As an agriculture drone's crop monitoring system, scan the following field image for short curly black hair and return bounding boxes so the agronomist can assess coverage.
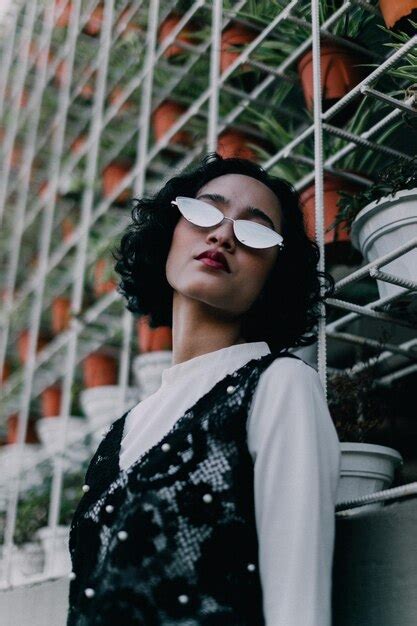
[114,152,335,354]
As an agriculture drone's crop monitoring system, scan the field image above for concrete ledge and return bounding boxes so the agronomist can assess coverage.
[0,576,69,626]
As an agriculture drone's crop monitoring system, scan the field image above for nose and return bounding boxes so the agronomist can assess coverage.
[206,216,236,249]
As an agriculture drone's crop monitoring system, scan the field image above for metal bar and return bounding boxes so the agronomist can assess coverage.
[361,85,417,115]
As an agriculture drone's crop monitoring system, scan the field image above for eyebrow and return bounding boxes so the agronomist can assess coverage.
[195,193,277,230]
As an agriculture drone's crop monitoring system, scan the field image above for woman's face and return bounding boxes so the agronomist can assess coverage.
[165,174,283,318]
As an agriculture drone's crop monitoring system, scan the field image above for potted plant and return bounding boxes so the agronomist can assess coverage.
[157,9,200,60]
[132,315,173,398]
[1,414,43,491]
[330,156,417,313]
[51,296,71,334]
[247,92,406,261]
[82,2,104,37]
[101,158,134,205]
[80,349,140,443]
[17,330,49,364]
[40,385,62,418]
[379,1,417,32]
[328,351,403,511]
[243,0,379,123]
[54,0,72,28]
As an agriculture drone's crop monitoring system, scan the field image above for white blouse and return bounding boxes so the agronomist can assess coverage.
[120,341,341,626]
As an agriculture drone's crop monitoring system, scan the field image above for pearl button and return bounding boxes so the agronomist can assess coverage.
[161,442,170,452]
[227,385,235,394]
[82,484,90,493]
[84,588,95,598]
[178,594,189,604]
[247,563,256,572]
[69,571,76,580]
[117,530,128,541]
[202,493,213,503]
[105,505,114,513]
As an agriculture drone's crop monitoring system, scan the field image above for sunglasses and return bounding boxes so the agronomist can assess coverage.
[171,196,284,250]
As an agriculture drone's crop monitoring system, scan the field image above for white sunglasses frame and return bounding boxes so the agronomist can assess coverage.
[171,196,284,250]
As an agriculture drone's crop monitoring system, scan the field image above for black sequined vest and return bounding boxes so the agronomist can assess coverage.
[67,350,302,626]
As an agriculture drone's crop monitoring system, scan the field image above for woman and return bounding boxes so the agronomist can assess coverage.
[67,153,341,625]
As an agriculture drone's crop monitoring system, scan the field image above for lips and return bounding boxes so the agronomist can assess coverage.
[195,249,230,273]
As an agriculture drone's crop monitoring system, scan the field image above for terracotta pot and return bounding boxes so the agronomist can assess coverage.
[80,72,96,101]
[54,59,68,88]
[220,22,257,73]
[116,8,143,37]
[70,134,86,155]
[83,3,104,37]
[61,217,75,242]
[151,326,172,351]
[300,174,361,245]
[51,297,71,334]
[108,86,132,113]
[93,258,117,297]
[41,385,62,418]
[20,89,29,108]
[82,352,117,388]
[7,413,40,444]
[152,100,192,146]
[379,0,417,29]
[102,160,133,203]
[158,12,197,59]
[1,361,11,385]
[297,40,366,113]
[17,331,48,364]
[136,316,153,353]
[55,0,73,28]
[217,129,260,160]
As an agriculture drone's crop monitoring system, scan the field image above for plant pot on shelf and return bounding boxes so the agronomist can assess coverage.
[220,21,257,73]
[54,59,68,88]
[40,385,62,418]
[132,351,173,399]
[82,2,104,37]
[217,129,262,161]
[5,542,45,584]
[61,216,75,242]
[17,330,48,364]
[36,416,90,466]
[70,134,87,155]
[55,0,73,28]
[80,385,141,444]
[350,188,417,314]
[300,174,363,264]
[108,86,133,113]
[7,413,41,444]
[336,443,403,512]
[93,257,117,297]
[379,0,417,31]
[51,296,71,334]
[297,40,367,124]
[136,316,173,353]
[36,525,72,577]
[152,100,193,147]
[158,11,198,59]
[102,159,133,204]
[82,351,118,389]
[0,441,43,490]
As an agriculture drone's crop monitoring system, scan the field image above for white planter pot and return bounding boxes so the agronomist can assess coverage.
[80,385,141,445]
[36,416,90,467]
[350,188,417,308]
[336,442,403,512]
[36,525,71,577]
[0,542,44,584]
[0,444,44,490]
[132,351,173,398]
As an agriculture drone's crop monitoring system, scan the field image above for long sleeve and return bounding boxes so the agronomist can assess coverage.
[246,357,341,626]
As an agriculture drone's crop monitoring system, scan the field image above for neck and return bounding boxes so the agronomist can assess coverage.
[170,293,246,366]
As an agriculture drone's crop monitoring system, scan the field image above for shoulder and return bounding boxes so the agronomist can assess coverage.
[257,354,321,390]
